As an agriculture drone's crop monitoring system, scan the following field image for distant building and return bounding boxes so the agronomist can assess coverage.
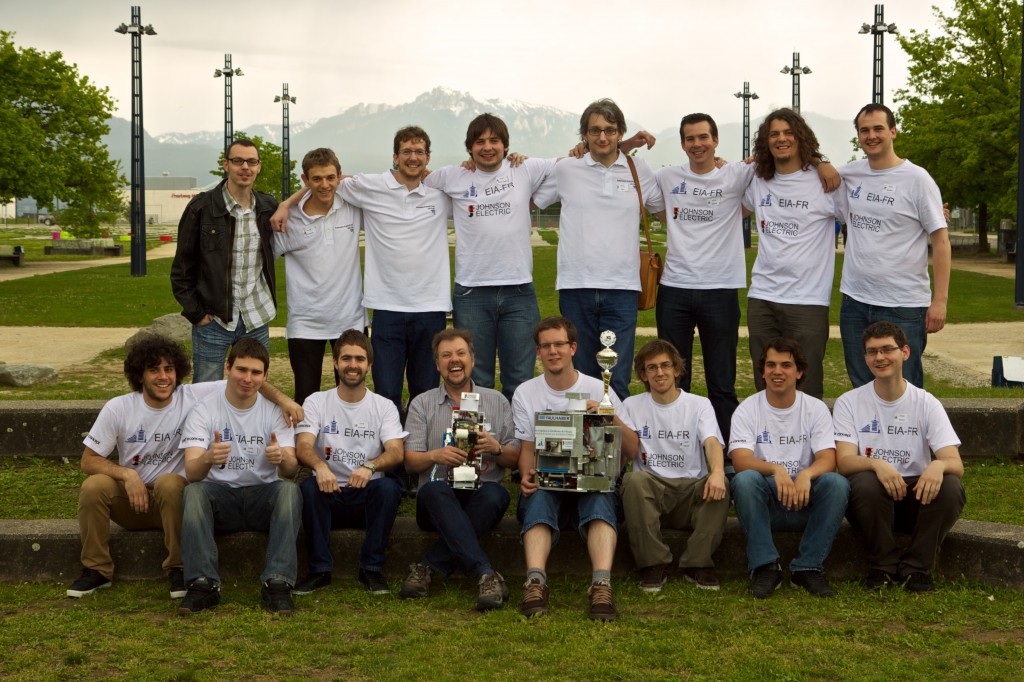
[119,173,215,225]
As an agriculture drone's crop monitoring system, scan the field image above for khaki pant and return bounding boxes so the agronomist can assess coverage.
[78,473,186,579]
[621,471,730,570]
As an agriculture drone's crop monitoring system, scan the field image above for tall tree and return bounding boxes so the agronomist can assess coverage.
[0,32,125,224]
[209,132,300,201]
[894,0,1022,248]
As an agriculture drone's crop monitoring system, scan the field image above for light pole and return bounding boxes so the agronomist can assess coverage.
[859,4,899,104]
[114,6,156,277]
[274,84,297,200]
[780,52,811,114]
[1016,3,1024,307]
[214,54,243,155]
[735,81,759,248]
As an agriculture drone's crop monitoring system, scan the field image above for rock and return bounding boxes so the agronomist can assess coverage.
[0,364,58,387]
[147,313,191,343]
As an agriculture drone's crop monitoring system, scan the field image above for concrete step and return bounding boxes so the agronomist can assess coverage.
[2,516,1021,590]
[2,399,1021,460]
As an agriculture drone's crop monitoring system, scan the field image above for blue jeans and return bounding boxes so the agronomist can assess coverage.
[415,481,510,579]
[370,309,446,414]
[299,476,402,574]
[656,285,740,443]
[840,294,927,388]
[181,480,302,586]
[517,489,617,547]
[191,314,271,383]
[731,470,850,574]
[453,283,541,403]
[558,288,637,400]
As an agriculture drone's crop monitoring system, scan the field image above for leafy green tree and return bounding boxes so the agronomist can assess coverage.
[894,0,1022,249]
[209,132,301,201]
[0,32,125,235]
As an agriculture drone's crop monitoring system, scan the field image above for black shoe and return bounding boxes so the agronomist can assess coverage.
[67,568,112,598]
[748,563,783,599]
[178,577,221,615]
[790,570,835,597]
[292,572,332,595]
[863,569,897,589]
[902,572,935,593]
[168,568,187,599]
[358,569,389,595]
[261,579,295,614]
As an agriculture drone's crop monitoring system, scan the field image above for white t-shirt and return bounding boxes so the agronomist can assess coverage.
[296,388,405,486]
[533,152,663,291]
[838,159,945,308]
[339,171,452,313]
[512,371,621,442]
[273,192,366,338]
[743,169,844,306]
[832,382,960,477]
[83,382,224,485]
[651,162,754,289]
[618,391,723,479]
[729,391,836,477]
[424,157,554,287]
[180,392,295,488]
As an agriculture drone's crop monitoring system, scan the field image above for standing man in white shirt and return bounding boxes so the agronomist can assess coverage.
[178,339,301,615]
[422,114,552,402]
[172,139,278,382]
[834,321,964,592]
[292,329,405,596]
[533,99,663,400]
[274,148,365,407]
[838,104,951,389]
[618,339,729,593]
[513,316,633,621]
[743,108,846,399]
[730,337,850,599]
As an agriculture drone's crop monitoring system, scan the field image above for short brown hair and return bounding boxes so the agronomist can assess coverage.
[301,147,340,176]
[227,338,269,372]
[432,328,474,360]
[533,316,577,345]
[862,321,909,352]
[464,114,509,157]
[633,339,686,392]
[855,103,897,129]
[579,98,627,139]
[757,337,807,389]
[393,126,431,155]
[333,329,372,364]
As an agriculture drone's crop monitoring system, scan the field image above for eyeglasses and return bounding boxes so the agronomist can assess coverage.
[586,127,619,138]
[864,345,902,357]
[643,361,674,374]
[227,157,261,167]
[537,341,571,351]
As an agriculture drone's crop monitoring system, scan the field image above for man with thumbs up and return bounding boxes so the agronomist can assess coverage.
[179,338,301,615]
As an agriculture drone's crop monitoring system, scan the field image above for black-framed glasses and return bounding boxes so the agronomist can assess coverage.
[586,127,619,138]
[227,157,261,167]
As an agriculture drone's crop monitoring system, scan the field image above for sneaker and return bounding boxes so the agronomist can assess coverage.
[902,572,935,593]
[178,577,221,615]
[682,566,721,591]
[399,564,432,599]
[168,568,187,599]
[863,569,897,590]
[587,581,618,621]
[261,579,295,614]
[790,570,835,597]
[292,572,332,595]
[748,563,783,599]
[358,569,389,595]
[520,578,549,617]
[66,568,112,598]
[476,572,509,611]
[639,564,669,593]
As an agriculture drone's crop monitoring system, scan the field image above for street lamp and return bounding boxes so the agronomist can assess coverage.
[780,52,811,114]
[114,6,156,277]
[274,84,297,200]
[214,54,243,154]
[735,82,759,248]
[859,4,899,104]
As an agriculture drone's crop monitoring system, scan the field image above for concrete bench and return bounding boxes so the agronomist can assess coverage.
[0,250,25,267]
[1,517,1021,590]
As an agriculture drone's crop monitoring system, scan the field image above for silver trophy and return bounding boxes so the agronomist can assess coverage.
[596,330,618,415]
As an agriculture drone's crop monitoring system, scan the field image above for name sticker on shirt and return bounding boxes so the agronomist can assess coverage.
[893,413,907,422]
[883,185,895,193]
[707,198,721,206]
[496,175,510,186]
[616,180,634,192]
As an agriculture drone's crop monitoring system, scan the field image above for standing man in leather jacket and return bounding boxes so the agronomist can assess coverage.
[171,139,279,382]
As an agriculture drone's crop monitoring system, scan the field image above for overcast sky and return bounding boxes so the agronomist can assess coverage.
[6,0,955,135]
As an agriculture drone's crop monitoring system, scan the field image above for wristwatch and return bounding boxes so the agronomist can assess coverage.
[361,461,376,473]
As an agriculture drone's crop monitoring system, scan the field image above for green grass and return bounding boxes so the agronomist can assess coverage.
[0,576,1021,681]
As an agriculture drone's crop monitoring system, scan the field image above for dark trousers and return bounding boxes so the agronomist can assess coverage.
[288,337,341,407]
